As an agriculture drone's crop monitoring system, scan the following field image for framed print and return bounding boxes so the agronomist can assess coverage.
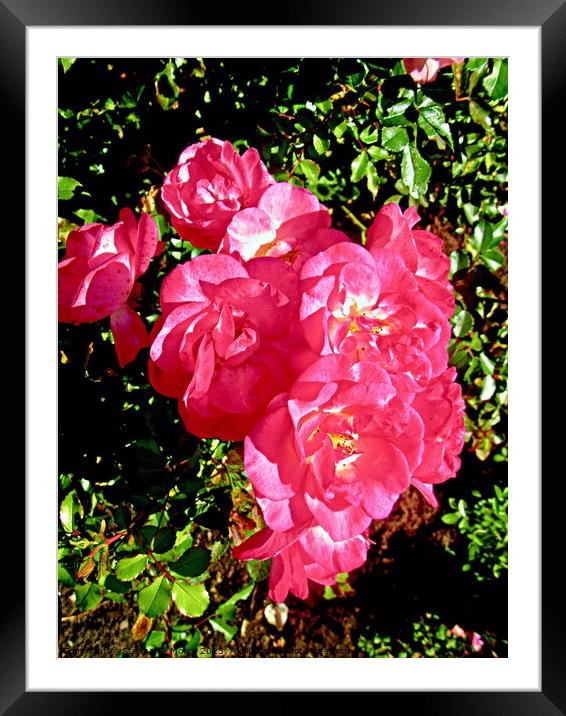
[9,0,558,711]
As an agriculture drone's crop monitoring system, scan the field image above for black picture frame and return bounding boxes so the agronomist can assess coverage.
[10,0,557,711]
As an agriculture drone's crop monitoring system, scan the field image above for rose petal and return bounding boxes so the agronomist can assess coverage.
[110,304,149,367]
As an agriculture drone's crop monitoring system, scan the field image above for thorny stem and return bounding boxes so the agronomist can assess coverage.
[194,613,214,629]
[287,148,305,180]
[341,205,367,236]
[147,550,175,582]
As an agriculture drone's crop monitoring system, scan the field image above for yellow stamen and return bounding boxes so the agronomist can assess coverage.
[328,432,357,455]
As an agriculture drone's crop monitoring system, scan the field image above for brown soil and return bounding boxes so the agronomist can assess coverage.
[59,593,150,658]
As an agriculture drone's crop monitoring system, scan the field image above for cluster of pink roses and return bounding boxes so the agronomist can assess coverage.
[58,137,465,603]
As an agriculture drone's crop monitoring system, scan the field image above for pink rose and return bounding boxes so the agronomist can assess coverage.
[411,367,466,507]
[161,138,275,251]
[219,182,340,267]
[234,523,371,602]
[471,632,484,653]
[367,203,455,319]
[299,241,451,385]
[403,57,465,84]
[58,209,163,367]
[242,355,423,543]
[148,253,306,440]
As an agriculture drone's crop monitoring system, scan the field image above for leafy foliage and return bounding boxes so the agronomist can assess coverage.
[441,486,508,581]
[358,612,503,658]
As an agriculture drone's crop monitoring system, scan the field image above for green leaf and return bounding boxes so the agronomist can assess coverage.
[382,98,413,127]
[137,525,158,547]
[366,162,379,199]
[466,59,490,95]
[153,528,176,555]
[386,98,412,118]
[401,145,431,198]
[479,352,495,375]
[418,106,453,148]
[210,540,227,562]
[367,146,390,161]
[60,58,76,73]
[74,208,106,224]
[138,576,171,617]
[58,176,82,201]
[332,120,348,138]
[313,134,330,155]
[469,101,493,132]
[60,490,83,533]
[347,69,366,87]
[171,581,209,617]
[450,250,470,276]
[351,152,369,183]
[113,506,131,531]
[441,513,461,525]
[170,547,210,578]
[75,583,102,612]
[216,582,254,621]
[104,574,130,595]
[470,220,493,254]
[483,59,508,100]
[58,564,75,587]
[482,249,505,272]
[382,126,409,152]
[480,375,496,401]
[453,310,473,338]
[315,98,333,114]
[469,334,482,351]
[115,554,148,581]
[223,581,255,605]
[383,193,403,205]
[360,125,379,144]
[463,203,479,225]
[300,159,320,184]
[466,57,489,72]
[145,630,166,650]
[209,616,237,643]
[184,628,202,653]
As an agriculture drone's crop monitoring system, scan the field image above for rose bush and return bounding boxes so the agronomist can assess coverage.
[59,139,465,602]
[58,57,508,658]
